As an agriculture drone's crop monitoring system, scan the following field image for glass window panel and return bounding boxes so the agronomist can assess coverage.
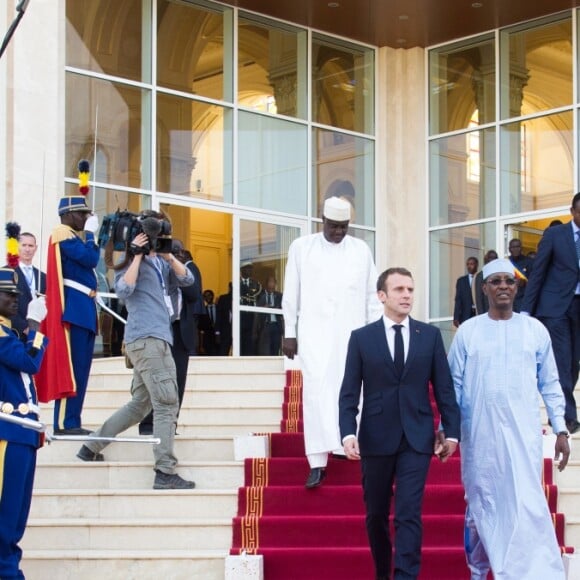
[430,126,496,227]
[65,72,149,189]
[500,112,573,215]
[500,17,572,119]
[314,222,376,258]
[312,34,374,134]
[157,0,231,101]
[238,111,307,215]
[238,14,307,119]
[312,128,374,226]
[431,320,456,352]
[238,219,301,356]
[157,93,233,202]
[66,0,147,83]
[429,223,496,320]
[429,36,495,135]
[90,188,150,357]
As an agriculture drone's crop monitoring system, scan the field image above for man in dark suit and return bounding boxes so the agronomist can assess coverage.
[198,289,218,355]
[339,267,461,580]
[139,240,203,434]
[508,238,533,312]
[10,232,46,335]
[474,249,497,315]
[216,282,233,355]
[453,256,478,327]
[253,275,283,355]
[522,192,580,434]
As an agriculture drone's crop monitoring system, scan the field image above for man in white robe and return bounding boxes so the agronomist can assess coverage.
[282,196,383,488]
[447,258,570,580]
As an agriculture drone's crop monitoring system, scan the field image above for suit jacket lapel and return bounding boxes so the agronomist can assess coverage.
[401,317,419,380]
[566,223,579,271]
[370,318,393,368]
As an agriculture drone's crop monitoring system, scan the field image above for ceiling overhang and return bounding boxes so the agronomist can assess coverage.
[218,0,580,48]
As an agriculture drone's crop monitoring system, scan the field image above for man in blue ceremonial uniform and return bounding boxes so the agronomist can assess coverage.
[0,267,48,579]
[35,195,100,435]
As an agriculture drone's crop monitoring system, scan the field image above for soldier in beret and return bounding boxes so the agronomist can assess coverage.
[0,268,48,578]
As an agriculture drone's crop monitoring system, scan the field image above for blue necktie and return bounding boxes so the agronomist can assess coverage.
[576,231,580,263]
[393,325,404,377]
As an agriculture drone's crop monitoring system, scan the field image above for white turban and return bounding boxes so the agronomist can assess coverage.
[482,258,515,280]
[323,196,351,222]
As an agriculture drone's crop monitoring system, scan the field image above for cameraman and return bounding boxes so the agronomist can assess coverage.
[77,212,195,490]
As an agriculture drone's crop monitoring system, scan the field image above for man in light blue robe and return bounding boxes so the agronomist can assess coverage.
[447,258,570,580]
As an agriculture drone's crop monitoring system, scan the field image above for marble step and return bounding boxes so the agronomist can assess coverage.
[29,488,237,520]
[33,461,244,490]
[22,550,226,580]
[78,386,284,408]
[91,355,284,375]
[61,405,282,426]
[21,518,231,551]
[37,435,236,463]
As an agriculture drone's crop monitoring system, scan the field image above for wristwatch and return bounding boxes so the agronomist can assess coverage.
[557,431,570,438]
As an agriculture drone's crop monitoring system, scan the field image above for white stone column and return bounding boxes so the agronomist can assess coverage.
[376,46,427,318]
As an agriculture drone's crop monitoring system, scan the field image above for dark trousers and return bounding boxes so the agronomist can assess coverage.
[53,325,96,430]
[362,437,431,580]
[0,440,36,579]
[539,296,580,422]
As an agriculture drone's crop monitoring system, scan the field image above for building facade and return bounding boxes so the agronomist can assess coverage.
[0,0,577,352]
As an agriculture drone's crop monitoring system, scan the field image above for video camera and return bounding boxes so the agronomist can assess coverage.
[98,210,173,257]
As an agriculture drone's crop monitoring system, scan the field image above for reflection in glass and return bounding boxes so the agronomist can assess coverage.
[312,34,374,134]
[312,129,374,226]
[65,73,148,189]
[429,223,495,320]
[156,93,233,202]
[238,112,307,215]
[500,17,572,119]
[238,14,306,119]
[92,188,150,358]
[66,0,145,82]
[430,126,496,227]
[431,320,456,352]
[314,223,375,258]
[157,0,231,101]
[239,220,301,356]
[429,36,495,135]
[500,112,573,215]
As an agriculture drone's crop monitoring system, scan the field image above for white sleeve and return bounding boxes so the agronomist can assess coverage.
[282,241,300,339]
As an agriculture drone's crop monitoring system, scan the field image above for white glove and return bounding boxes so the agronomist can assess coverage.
[84,214,99,234]
[26,296,47,323]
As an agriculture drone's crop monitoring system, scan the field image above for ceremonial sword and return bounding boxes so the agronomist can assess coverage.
[0,412,160,444]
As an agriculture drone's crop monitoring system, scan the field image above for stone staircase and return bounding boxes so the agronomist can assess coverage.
[21,356,285,580]
[18,357,580,578]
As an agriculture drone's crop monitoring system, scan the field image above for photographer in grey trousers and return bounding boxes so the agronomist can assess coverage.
[77,211,195,490]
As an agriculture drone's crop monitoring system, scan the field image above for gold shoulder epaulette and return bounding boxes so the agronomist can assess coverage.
[51,224,77,244]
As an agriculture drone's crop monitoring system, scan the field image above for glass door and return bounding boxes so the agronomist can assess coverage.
[234,215,305,357]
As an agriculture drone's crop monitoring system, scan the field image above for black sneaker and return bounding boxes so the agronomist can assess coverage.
[153,471,195,490]
[54,427,92,436]
[77,445,104,462]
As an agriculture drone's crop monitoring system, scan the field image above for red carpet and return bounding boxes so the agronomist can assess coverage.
[230,370,572,579]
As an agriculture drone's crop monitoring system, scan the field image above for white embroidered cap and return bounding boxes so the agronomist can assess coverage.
[323,196,351,222]
[482,258,515,280]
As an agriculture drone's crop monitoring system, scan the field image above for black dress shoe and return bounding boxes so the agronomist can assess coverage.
[567,419,580,434]
[53,427,92,436]
[305,467,326,489]
[77,445,104,462]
